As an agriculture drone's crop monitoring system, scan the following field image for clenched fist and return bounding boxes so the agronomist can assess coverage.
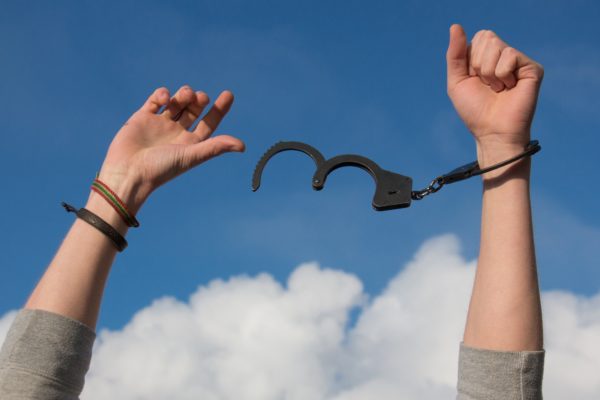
[446,24,543,167]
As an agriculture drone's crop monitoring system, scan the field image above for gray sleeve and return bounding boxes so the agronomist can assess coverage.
[457,343,545,400]
[0,309,95,400]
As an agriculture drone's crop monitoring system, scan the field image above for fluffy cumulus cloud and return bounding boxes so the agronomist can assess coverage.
[542,291,600,398]
[84,264,365,400]
[1,234,600,399]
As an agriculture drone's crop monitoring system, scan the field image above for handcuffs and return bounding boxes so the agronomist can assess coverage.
[252,140,540,211]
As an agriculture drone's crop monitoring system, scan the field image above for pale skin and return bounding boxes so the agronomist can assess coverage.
[447,24,543,351]
[25,87,244,329]
[26,23,543,357]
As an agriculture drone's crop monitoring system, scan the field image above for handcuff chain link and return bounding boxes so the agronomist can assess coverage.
[411,177,445,200]
[411,140,540,201]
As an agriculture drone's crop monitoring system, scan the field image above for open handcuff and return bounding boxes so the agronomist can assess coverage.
[252,140,540,211]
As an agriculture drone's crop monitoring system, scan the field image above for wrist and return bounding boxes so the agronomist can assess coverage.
[85,167,148,234]
[95,169,149,216]
[475,136,532,181]
[84,192,130,237]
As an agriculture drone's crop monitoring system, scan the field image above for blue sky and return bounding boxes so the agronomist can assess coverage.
[1,0,599,331]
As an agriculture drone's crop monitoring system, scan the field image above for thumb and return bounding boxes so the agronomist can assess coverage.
[446,24,469,89]
[182,135,245,170]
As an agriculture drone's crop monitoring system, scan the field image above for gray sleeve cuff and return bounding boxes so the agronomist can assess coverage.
[0,309,96,398]
[457,343,545,400]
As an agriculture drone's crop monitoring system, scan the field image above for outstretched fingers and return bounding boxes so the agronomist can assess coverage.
[193,91,235,141]
[162,86,196,122]
[178,91,210,129]
[141,87,170,114]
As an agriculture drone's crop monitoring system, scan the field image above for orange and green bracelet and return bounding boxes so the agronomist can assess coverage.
[91,178,140,228]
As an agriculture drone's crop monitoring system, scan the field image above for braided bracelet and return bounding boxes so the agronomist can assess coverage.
[62,202,128,252]
[91,178,140,228]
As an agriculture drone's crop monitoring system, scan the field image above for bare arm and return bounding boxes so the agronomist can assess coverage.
[446,25,544,351]
[25,86,245,330]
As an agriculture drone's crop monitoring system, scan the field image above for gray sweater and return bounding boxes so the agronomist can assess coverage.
[0,309,544,399]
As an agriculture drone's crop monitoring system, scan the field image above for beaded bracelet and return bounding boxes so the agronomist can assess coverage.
[91,178,140,228]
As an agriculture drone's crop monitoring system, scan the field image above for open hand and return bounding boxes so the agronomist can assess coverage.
[446,24,543,164]
[97,86,245,213]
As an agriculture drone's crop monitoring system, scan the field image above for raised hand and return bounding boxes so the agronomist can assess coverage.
[446,24,543,165]
[451,25,545,360]
[97,86,245,213]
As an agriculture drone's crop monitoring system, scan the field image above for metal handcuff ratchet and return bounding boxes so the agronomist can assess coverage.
[252,140,540,211]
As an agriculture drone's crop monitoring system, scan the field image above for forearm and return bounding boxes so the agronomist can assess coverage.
[22,86,240,332]
[1,86,240,399]
[25,191,129,330]
[463,143,543,351]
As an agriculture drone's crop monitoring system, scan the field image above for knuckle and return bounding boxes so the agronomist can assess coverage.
[474,29,491,41]
[490,37,503,48]
[208,144,222,159]
[179,88,195,102]
[495,66,511,78]
[504,46,517,56]
[472,30,484,42]
[536,63,545,79]
[536,62,544,73]
[481,67,495,78]
[484,29,497,39]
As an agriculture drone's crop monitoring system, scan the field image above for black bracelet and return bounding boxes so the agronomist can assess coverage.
[62,202,128,252]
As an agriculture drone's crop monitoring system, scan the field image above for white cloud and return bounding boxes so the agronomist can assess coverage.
[84,265,366,400]
[542,290,600,398]
[332,235,473,400]
[1,234,600,399]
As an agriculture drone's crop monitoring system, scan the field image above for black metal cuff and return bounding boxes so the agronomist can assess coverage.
[62,202,128,252]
